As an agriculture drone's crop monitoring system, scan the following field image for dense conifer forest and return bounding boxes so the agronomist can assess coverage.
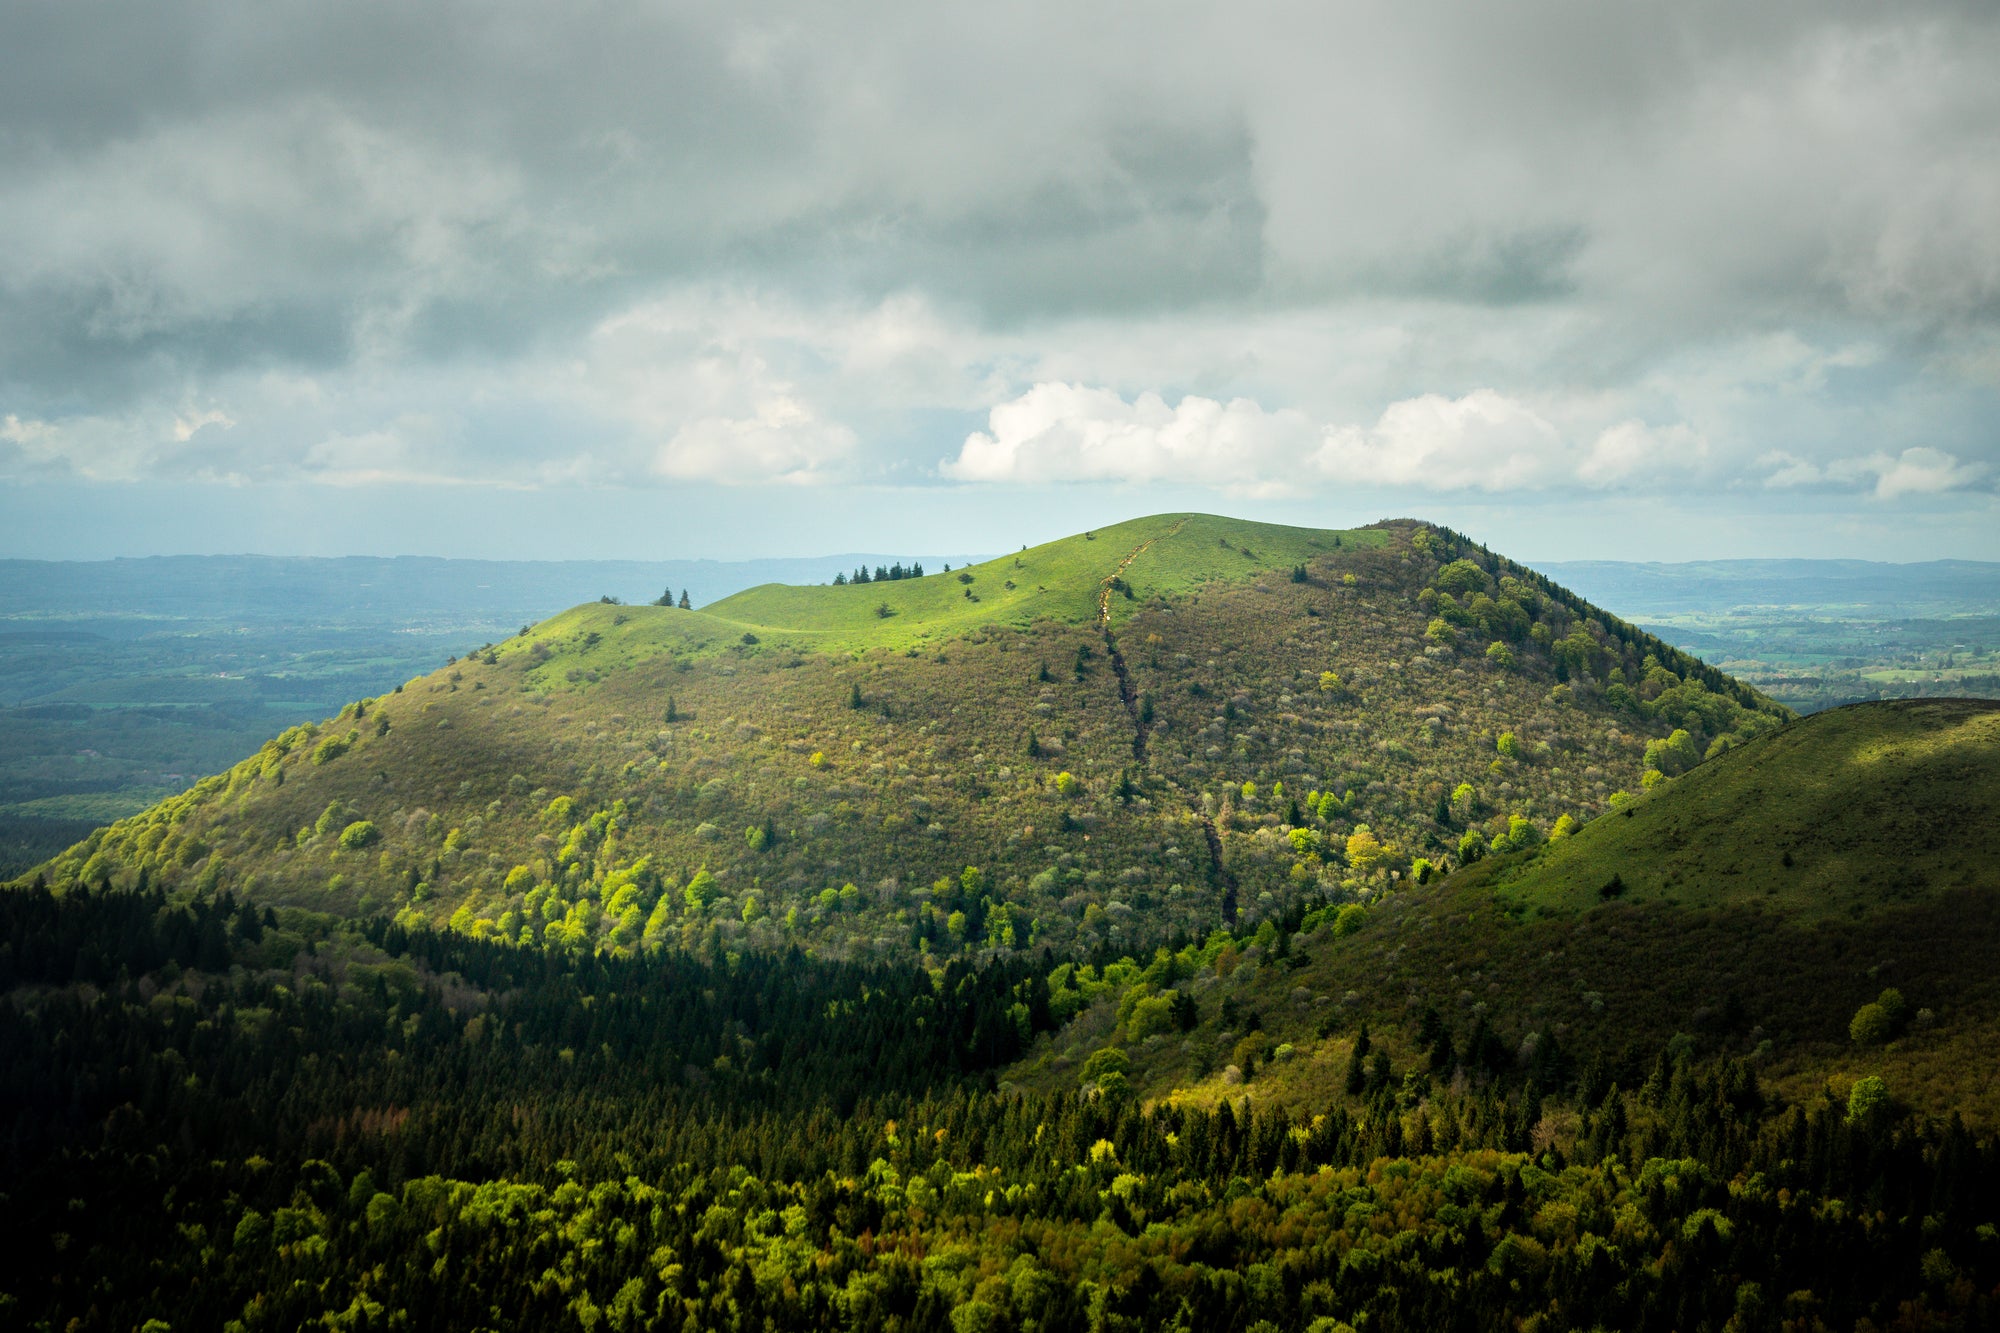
[5,882,1998,1331]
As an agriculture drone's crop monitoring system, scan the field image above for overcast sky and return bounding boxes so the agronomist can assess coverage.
[3,1,1997,561]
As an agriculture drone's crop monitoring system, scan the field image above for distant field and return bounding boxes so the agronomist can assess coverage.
[1542,557,2000,712]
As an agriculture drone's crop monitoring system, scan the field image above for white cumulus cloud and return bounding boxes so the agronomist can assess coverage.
[654,395,857,485]
[946,384,1714,494]
[1868,446,1988,498]
[1313,391,1566,490]
[943,383,1317,489]
[1761,445,1988,497]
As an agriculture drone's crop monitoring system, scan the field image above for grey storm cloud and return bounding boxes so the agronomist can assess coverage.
[1,0,1997,500]
[0,4,1256,379]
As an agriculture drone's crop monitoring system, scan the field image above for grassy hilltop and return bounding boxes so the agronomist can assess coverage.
[29,514,1783,965]
[28,514,1785,967]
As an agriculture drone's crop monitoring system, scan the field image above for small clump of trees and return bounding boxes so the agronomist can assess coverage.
[835,561,926,585]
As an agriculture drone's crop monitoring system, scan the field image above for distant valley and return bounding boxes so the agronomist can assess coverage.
[1545,557,2000,713]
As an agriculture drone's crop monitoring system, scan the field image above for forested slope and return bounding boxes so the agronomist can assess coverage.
[4,878,1996,1331]
[1005,699,2000,1129]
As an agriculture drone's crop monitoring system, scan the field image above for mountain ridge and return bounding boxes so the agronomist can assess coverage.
[26,513,1788,976]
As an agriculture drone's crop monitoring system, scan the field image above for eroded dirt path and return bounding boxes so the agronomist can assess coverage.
[1095,520,1183,626]
[1095,521,1184,761]
[1090,521,1235,919]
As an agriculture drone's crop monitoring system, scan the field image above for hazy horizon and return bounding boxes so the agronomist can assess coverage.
[7,535,2000,574]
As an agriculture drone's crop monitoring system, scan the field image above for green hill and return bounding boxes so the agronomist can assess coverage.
[1486,697,2000,919]
[1012,698,2000,1123]
[27,514,1785,968]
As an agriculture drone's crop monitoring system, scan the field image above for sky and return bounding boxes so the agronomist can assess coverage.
[2,1,1997,562]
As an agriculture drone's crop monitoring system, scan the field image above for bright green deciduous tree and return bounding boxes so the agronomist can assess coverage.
[683,867,719,912]
[1490,813,1541,854]
[1849,988,1908,1045]
[1435,559,1489,597]
[1644,729,1702,778]
[641,896,674,950]
[1080,1046,1130,1089]
[1847,1075,1891,1127]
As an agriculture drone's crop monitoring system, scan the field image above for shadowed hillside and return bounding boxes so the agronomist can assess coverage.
[1010,698,2000,1124]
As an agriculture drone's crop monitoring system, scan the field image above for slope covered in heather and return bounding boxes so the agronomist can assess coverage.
[28,514,1785,967]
